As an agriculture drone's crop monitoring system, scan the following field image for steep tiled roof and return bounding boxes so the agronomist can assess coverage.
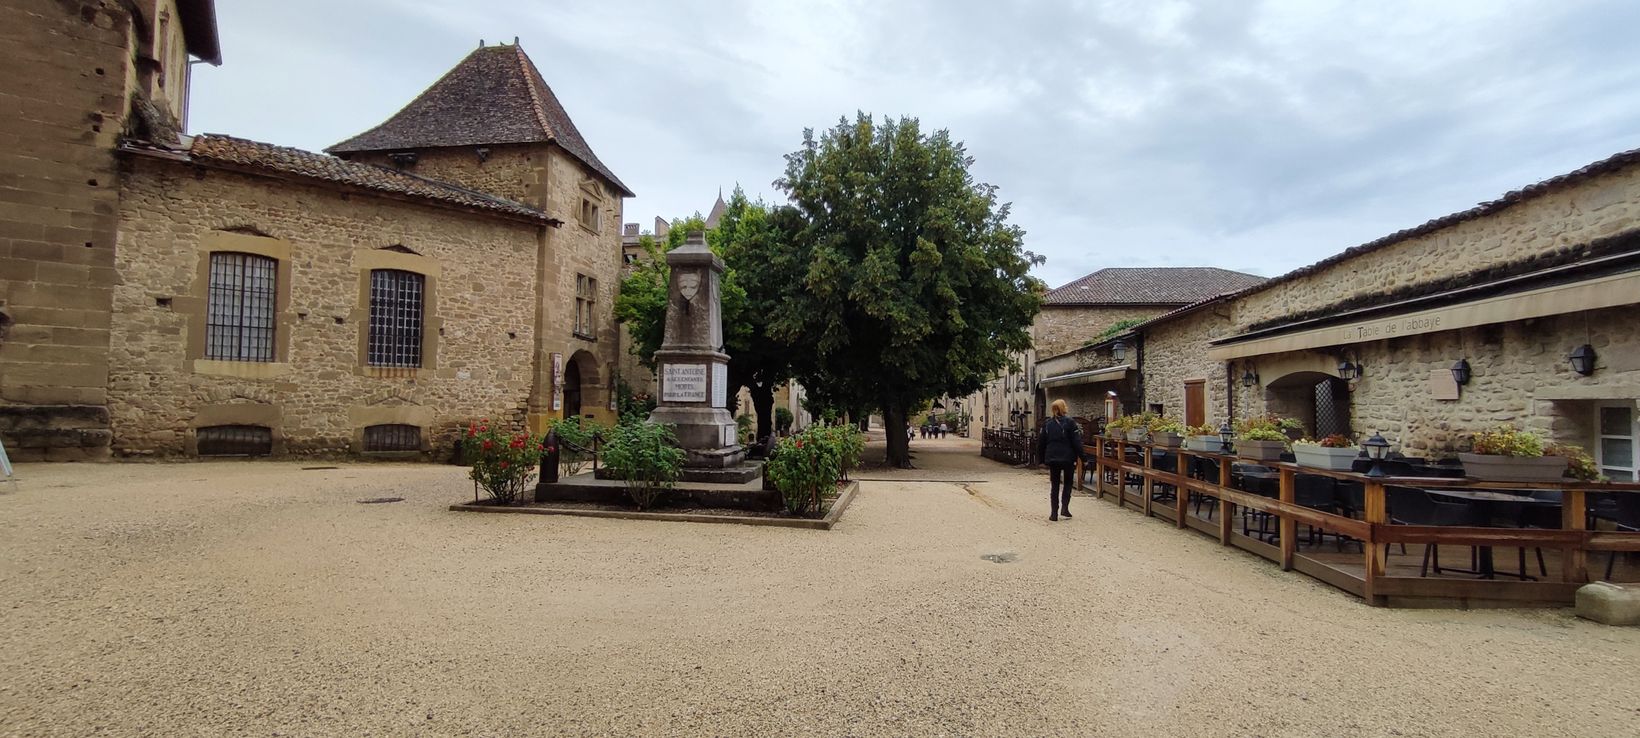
[182,134,556,223]
[1043,267,1266,306]
[326,44,632,197]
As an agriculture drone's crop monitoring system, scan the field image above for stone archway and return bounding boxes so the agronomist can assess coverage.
[1264,370,1351,438]
[564,350,601,419]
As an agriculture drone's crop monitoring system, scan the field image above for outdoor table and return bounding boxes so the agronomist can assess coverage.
[1422,488,1559,579]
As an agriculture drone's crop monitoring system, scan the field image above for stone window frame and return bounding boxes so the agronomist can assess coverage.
[352,248,441,379]
[347,403,434,456]
[574,273,598,341]
[182,231,295,381]
[578,180,604,234]
[187,402,285,457]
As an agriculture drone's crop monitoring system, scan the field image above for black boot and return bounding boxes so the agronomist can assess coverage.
[1061,509,1072,519]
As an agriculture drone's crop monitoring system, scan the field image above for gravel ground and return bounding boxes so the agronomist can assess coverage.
[2,436,1638,737]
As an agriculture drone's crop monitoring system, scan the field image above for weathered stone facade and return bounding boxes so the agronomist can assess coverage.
[0,0,210,460]
[109,158,545,456]
[1033,305,1168,360]
[1136,308,1233,427]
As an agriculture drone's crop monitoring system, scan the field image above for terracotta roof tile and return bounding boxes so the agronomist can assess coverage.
[186,134,556,222]
[1043,267,1266,306]
[326,44,632,197]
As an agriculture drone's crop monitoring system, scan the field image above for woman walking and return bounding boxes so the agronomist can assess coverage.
[1035,399,1083,521]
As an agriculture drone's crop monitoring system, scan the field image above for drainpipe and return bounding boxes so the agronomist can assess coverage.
[1225,360,1238,425]
[1134,332,1145,411]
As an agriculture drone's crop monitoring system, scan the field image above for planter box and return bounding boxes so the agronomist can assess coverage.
[1152,432,1183,449]
[1186,435,1224,453]
[1236,439,1286,462]
[1126,429,1149,443]
[1294,445,1361,472]
[1458,452,1567,483]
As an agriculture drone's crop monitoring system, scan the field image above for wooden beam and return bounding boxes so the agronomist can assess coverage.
[1562,489,1587,583]
[1279,467,1296,571]
[1175,450,1191,529]
[1142,448,1154,518]
[1218,458,1233,546]
[1363,481,1386,606]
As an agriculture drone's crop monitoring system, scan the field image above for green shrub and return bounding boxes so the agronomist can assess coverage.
[1470,424,1545,458]
[736,414,754,444]
[775,406,794,435]
[601,421,686,510]
[615,380,656,423]
[545,415,600,476]
[766,430,840,517]
[462,420,544,504]
[1547,443,1603,481]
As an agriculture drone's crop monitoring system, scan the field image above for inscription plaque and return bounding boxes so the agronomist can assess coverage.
[663,363,708,402]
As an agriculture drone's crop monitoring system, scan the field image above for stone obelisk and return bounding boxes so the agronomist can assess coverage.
[647,231,746,470]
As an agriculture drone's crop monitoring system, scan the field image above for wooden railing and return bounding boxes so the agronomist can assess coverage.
[981,428,1035,465]
[1077,435,1640,607]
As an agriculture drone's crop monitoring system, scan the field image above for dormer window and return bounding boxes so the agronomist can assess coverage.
[578,180,605,233]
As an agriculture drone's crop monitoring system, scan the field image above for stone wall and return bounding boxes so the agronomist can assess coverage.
[344,145,543,207]
[1034,305,1170,360]
[1229,161,1640,329]
[530,147,623,428]
[109,157,545,457]
[1138,307,1232,427]
[0,1,142,460]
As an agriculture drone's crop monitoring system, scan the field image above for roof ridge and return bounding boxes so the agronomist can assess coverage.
[513,44,556,142]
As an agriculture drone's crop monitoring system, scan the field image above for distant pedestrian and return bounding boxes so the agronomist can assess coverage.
[1035,399,1083,522]
[939,422,949,438]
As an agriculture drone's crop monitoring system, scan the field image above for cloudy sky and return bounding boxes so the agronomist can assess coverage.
[191,0,1640,288]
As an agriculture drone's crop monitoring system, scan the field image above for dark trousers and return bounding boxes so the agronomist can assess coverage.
[1048,462,1074,515]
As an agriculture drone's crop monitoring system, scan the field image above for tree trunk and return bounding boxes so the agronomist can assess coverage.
[750,382,775,443]
[883,401,912,468]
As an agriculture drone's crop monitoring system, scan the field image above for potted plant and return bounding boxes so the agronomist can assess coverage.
[1279,416,1305,441]
[1234,414,1292,462]
[1123,411,1158,442]
[1547,443,1605,482]
[1147,416,1186,448]
[1104,414,1137,440]
[1458,425,1566,482]
[1185,424,1221,452]
[1293,434,1360,471]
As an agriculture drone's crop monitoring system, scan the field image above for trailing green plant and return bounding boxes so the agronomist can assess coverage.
[1546,442,1603,481]
[1235,414,1298,443]
[774,406,795,435]
[765,428,843,517]
[1295,434,1353,449]
[1469,424,1545,458]
[545,415,600,476]
[462,420,545,504]
[1097,318,1144,341]
[1146,416,1186,436]
[600,420,686,510]
[1185,424,1217,437]
[736,414,754,444]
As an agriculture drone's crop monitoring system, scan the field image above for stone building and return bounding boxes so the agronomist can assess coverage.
[1,2,632,459]
[966,267,1262,431]
[1113,147,1640,480]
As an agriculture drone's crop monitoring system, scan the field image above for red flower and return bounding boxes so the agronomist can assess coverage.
[499,461,509,469]
[545,445,557,453]
[467,424,478,437]
[795,440,804,449]
[509,437,526,450]
[482,439,493,451]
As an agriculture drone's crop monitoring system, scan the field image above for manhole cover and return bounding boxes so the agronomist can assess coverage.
[980,552,1017,564]
[357,497,404,504]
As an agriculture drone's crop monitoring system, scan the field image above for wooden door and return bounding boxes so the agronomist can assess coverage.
[1184,380,1205,428]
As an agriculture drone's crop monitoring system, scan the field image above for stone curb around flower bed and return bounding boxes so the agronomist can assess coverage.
[450,480,860,530]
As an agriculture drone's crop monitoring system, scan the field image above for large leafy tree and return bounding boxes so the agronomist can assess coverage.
[613,194,802,442]
[774,113,1043,467]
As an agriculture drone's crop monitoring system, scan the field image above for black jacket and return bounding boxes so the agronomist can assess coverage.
[1036,416,1083,466]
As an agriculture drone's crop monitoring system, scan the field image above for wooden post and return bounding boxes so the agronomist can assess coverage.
[1278,467,1296,571]
[1362,481,1387,606]
[1218,456,1233,545]
[1175,450,1191,529]
[1562,488,1588,584]
[1114,440,1125,510]
[1142,445,1154,518]
[1075,455,1085,492]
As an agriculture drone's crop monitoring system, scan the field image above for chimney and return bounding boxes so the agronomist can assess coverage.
[623,223,639,237]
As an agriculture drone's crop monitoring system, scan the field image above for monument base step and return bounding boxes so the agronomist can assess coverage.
[540,471,778,511]
[594,461,763,485]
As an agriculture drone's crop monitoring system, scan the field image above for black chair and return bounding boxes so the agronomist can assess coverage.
[1149,451,1178,503]
[1513,490,1561,578]
[1387,487,1483,577]
[1188,456,1220,519]
[1233,464,1279,540]
[1294,474,1341,548]
[1592,493,1640,580]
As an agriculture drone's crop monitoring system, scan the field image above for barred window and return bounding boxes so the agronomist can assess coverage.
[205,252,277,361]
[368,269,424,368]
[196,425,273,456]
[363,424,421,452]
[575,274,597,339]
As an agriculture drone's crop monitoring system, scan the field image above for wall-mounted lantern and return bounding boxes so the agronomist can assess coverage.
[1450,359,1471,386]
[1241,365,1259,387]
[1337,359,1362,381]
[1016,376,1028,393]
[1112,340,1127,362]
[1569,344,1597,376]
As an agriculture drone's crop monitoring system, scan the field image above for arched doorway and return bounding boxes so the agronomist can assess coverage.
[1265,371,1351,438]
[563,360,582,418]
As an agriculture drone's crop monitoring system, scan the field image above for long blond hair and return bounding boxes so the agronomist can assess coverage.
[1050,399,1068,417]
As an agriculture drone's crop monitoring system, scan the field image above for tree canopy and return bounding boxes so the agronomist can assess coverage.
[772,113,1044,466]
